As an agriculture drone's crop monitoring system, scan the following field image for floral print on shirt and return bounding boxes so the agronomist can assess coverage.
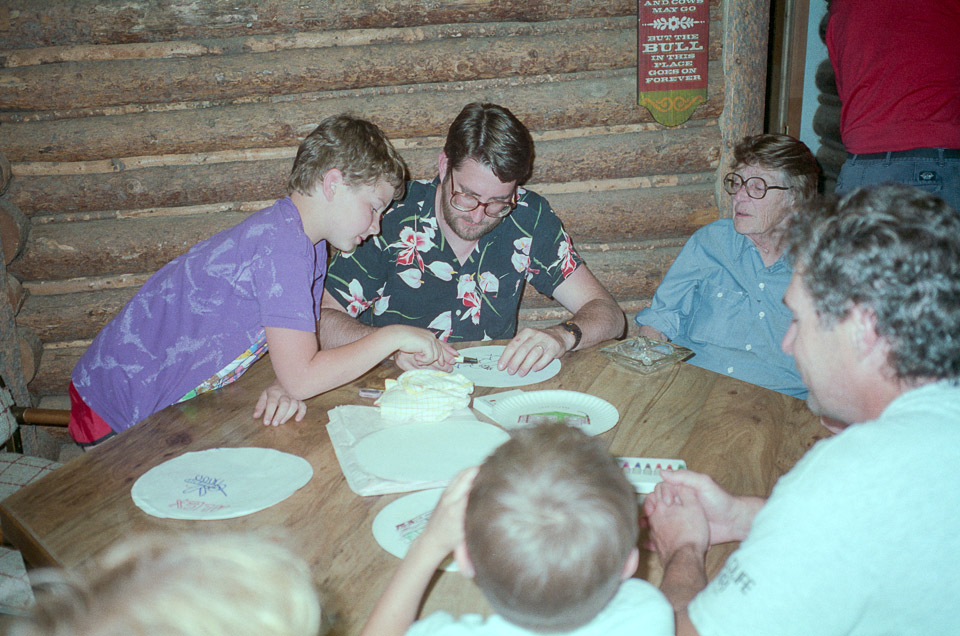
[325,177,583,342]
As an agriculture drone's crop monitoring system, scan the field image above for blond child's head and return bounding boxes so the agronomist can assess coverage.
[287,114,407,200]
[463,423,639,632]
[6,532,321,636]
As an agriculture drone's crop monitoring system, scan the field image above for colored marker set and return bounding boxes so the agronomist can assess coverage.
[616,456,686,494]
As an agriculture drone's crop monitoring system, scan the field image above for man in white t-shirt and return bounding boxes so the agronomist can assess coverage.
[645,184,960,636]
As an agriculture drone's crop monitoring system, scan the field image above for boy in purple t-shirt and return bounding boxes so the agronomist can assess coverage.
[69,115,458,446]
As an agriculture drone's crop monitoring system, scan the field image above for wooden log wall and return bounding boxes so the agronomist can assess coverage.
[0,0,768,400]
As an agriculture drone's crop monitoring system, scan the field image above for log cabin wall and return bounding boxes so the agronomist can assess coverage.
[0,0,769,405]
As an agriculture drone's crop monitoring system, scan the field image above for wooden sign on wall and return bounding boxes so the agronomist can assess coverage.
[637,0,710,126]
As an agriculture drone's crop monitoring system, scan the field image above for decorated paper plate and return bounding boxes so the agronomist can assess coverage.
[353,419,509,484]
[452,345,561,388]
[131,447,313,520]
[491,390,619,436]
[371,488,457,571]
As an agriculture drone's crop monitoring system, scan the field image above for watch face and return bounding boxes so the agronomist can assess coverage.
[561,321,582,348]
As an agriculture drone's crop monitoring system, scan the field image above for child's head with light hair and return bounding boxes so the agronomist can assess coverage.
[287,113,406,200]
[5,532,321,636]
[463,422,639,632]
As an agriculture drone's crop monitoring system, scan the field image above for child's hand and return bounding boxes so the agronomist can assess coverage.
[415,466,479,561]
[253,381,307,426]
[359,467,479,636]
[390,326,459,370]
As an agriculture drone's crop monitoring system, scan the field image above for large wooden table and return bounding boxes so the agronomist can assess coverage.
[1,342,827,635]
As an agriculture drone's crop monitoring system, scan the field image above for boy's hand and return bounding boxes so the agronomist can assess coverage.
[359,466,479,636]
[390,326,459,371]
[253,381,307,426]
[414,466,479,562]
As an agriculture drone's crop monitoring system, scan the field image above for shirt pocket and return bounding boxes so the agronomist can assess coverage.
[686,280,754,347]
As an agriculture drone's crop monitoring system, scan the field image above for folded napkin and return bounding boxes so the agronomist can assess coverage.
[375,370,474,422]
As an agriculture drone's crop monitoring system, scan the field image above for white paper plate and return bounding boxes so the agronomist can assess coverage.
[131,448,313,520]
[452,345,561,388]
[354,419,509,483]
[371,489,457,571]
[491,390,619,436]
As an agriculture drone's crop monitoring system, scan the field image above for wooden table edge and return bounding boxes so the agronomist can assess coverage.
[1,501,60,569]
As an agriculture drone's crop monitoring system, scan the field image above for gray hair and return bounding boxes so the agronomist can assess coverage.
[789,184,960,381]
[732,133,820,208]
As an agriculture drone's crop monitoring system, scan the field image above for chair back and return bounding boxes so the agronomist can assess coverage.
[0,379,17,448]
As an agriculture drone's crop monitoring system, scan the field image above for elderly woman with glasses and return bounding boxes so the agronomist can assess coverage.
[634,134,819,398]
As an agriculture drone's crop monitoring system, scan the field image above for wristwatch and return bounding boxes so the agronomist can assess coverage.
[558,320,582,351]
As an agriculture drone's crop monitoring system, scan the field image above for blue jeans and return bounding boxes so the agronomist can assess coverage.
[835,148,960,213]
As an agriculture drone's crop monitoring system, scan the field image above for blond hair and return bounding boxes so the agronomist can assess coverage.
[465,423,637,631]
[6,533,321,636]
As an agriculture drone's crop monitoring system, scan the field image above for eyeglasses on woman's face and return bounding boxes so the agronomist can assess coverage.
[723,172,790,199]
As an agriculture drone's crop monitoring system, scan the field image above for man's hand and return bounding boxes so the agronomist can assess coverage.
[645,469,763,546]
[253,381,307,427]
[646,482,711,623]
[646,480,711,566]
[497,326,570,376]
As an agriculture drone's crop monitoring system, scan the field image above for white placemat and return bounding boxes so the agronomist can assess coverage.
[354,420,509,483]
[491,390,620,436]
[131,448,313,520]
[371,488,457,571]
[327,404,485,496]
[452,345,561,387]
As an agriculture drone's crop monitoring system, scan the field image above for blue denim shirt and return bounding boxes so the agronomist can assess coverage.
[634,219,806,398]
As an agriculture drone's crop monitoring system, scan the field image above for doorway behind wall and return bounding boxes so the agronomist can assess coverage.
[766,0,840,191]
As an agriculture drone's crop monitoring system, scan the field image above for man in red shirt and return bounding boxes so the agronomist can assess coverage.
[826,0,960,212]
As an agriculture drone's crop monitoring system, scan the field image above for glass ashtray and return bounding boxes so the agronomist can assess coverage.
[600,336,693,375]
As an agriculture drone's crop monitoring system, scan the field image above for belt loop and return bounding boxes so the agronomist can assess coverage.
[938,147,945,167]
[883,151,892,167]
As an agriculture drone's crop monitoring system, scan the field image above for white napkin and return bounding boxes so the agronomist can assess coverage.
[375,370,474,422]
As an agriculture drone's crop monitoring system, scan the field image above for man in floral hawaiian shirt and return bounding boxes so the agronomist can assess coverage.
[320,102,625,375]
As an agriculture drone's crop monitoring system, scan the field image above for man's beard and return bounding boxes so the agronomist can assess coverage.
[438,195,501,242]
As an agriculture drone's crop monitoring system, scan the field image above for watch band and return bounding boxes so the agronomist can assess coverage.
[559,320,582,350]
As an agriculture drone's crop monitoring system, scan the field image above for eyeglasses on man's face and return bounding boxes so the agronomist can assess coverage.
[448,172,517,218]
[723,172,790,199]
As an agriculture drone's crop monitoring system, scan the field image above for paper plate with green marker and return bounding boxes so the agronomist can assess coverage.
[491,390,619,436]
